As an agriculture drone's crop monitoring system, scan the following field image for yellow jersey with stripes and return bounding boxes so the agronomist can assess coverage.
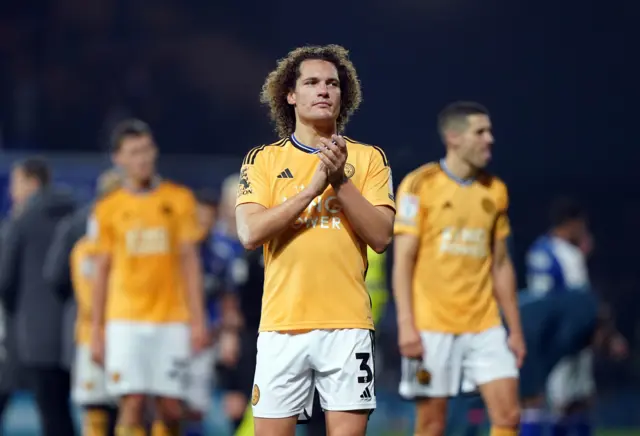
[236,136,395,332]
[394,161,511,333]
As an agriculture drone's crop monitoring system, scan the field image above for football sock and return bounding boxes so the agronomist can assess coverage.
[115,425,146,436]
[489,426,518,436]
[84,408,109,436]
[151,421,180,436]
[520,408,545,436]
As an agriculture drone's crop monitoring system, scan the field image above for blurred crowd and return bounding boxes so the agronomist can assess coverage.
[0,153,263,435]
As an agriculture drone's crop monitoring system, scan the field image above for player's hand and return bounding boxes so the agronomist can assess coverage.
[609,333,628,360]
[219,331,240,367]
[90,328,105,367]
[508,332,526,368]
[398,323,424,359]
[307,162,330,197]
[190,319,208,354]
[317,135,348,185]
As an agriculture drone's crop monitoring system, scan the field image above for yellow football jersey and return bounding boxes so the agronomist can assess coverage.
[71,237,97,345]
[90,181,202,323]
[236,136,395,332]
[394,161,511,334]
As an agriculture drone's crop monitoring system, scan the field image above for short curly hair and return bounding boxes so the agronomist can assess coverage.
[260,44,363,138]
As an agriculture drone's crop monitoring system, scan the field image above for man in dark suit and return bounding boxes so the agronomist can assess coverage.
[0,205,28,423]
[0,157,76,436]
[44,168,122,436]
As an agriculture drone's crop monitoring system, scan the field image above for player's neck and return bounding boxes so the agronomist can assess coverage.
[443,154,477,181]
[125,175,156,192]
[550,227,572,244]
[293,121,336,148]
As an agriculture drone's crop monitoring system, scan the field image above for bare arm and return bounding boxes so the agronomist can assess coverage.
[91,254,111,334]
[236,189,317,250]
[392,234,420,328]
[334,180,394,253]
[493,238,522,336]
[181,242,205,325]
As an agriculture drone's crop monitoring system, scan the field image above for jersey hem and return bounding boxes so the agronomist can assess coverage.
[259,322,375,332]
[416,320,502,335]
[106,318,190,325]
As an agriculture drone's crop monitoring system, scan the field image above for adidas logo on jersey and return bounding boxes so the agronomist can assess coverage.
[360,387,373,401]
[277,168,294,179]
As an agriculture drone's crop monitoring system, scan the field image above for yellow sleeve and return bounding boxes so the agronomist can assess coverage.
[87,203,114,254]
[236,147,271,208]
[362,146,396,210]
[494,180,511,240]
[393,173,425,236]
[178,189,204,244]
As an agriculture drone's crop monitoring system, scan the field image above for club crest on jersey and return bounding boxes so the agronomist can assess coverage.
[416,368,432,385]
[344,163,355,179]
[251,384,260,406]
[237,167,252,197]
[161,204,173,216]
[481,198,495,214]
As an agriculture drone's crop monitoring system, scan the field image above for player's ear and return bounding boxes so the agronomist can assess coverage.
[444,129,459,147]
[287,91,296,105]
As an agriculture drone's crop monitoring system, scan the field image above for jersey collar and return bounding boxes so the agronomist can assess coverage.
[123,175,162,194]
[290,134,321,154]
[439,158,474,186]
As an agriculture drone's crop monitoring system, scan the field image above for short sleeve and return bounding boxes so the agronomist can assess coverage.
[88,204,114,254]
[393,174,425,236]
[494,181,511,240]
[178,190,204,244]
[362,146,395,210]
[236,147,270,208]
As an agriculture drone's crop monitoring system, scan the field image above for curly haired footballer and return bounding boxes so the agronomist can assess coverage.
[260,44,363,137]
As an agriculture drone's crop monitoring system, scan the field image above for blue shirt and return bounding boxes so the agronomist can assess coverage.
[525,235,590,296]
[203,228,245,325]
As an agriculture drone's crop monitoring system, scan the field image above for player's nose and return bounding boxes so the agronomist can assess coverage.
[316,83,330,96]
[484,133,494,146]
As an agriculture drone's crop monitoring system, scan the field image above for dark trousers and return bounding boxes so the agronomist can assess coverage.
[28,366,75,436]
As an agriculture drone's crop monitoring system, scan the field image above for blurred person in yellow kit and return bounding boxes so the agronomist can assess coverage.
[71,169,123,436]
[393,102,524,436]
[236,44,395,436]
[89,119,207,436]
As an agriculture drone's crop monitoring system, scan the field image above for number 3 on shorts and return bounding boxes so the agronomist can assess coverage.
[355,352,373,384]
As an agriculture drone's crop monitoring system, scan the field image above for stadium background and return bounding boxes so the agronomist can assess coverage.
[0,0,636,435]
